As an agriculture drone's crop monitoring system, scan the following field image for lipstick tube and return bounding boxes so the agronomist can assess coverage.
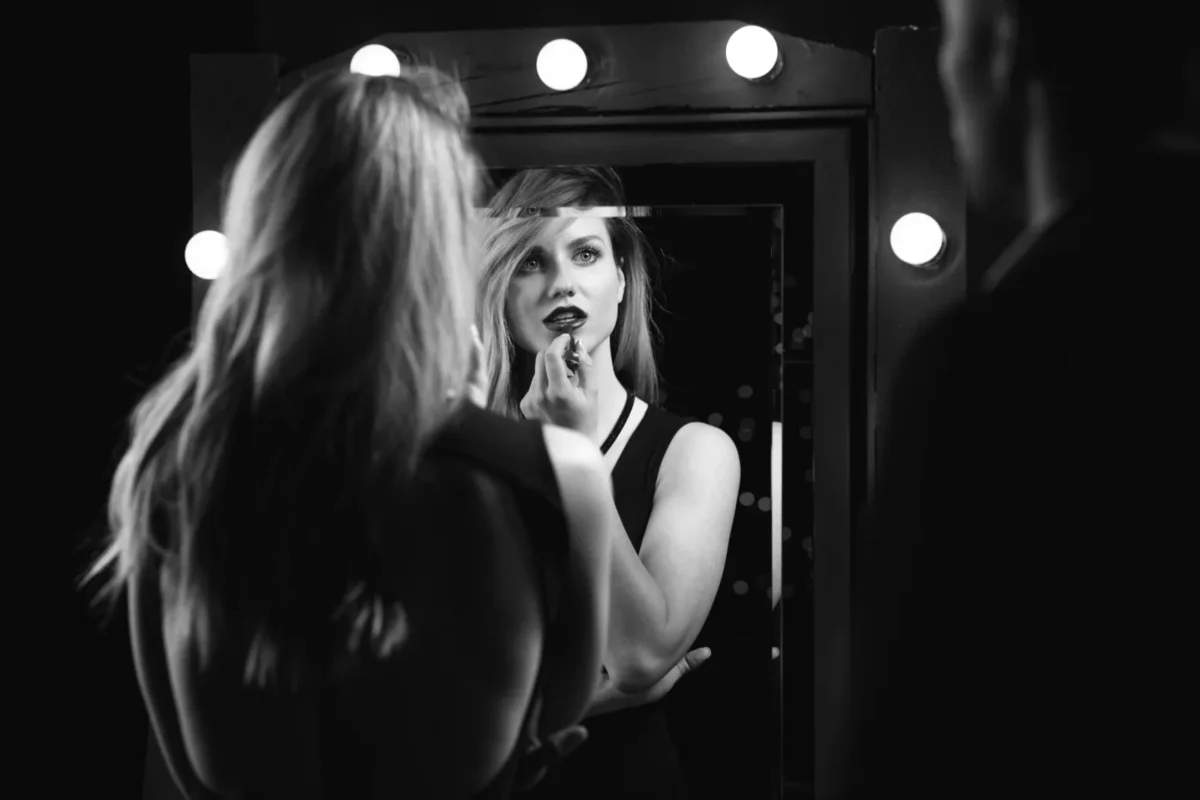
[563,334,581,373]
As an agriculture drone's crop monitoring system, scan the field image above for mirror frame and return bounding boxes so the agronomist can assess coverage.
[471,116,862,800]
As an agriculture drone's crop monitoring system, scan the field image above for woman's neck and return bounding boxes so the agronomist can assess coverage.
[585,338,634,449]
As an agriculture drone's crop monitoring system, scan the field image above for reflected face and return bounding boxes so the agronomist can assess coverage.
[937,0,1026,216]
[505,216,626,356]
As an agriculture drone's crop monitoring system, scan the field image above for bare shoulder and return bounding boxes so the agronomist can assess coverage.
[678,420,737,448]
[664,421,739,467]
[657,422,739,496]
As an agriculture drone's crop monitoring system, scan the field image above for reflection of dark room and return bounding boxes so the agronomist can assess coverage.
[611,162,821,793]
[639,209,778,799]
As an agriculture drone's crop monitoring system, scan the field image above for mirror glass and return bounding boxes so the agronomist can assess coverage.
[483,167,817,797]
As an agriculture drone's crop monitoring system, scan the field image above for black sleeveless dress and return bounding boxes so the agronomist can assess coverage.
[430,402,574,800]
[141,401,571,800]
[523,402,692,799]
[316,401,580,799]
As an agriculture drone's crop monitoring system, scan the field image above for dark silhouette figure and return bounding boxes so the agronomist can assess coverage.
[843,2,1199,797]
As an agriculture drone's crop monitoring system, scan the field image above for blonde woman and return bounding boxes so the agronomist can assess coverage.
[478,168,741,798]
[82,69,621,799]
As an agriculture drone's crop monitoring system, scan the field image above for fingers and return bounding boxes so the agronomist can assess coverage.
[543,334,574,394]
[513,726,589,792]
[677,647,713,676]
[546,332,571,358]
[636,646,713,707]
[531,350,547,398]
[533,348,547,387]
[573,340,593,390]
[470,325,486,372]
[520,351,546,420]
[544,725,588,756]
[466,325,489,406]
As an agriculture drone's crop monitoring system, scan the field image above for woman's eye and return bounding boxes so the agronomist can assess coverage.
[520,247,600,272]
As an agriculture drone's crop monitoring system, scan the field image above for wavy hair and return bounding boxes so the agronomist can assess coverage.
[477,167,662,419]
[81,65,485,689]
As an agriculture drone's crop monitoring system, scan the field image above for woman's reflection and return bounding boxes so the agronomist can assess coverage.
[477,167,742,798]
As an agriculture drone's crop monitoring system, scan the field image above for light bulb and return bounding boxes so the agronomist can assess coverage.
[890,212,947,267]
[726,25,781,81]
[185,230,229,280]
[537,39,588,91]
[350,44,401,78]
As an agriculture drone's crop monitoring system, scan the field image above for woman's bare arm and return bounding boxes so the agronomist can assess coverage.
[602,423,740,692]
[537,424,614,737]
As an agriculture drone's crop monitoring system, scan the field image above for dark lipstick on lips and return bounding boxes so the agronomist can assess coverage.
[543,306,587,373]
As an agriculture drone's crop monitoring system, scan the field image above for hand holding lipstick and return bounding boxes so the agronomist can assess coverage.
[464,324,489,408]
[519,333,599,437]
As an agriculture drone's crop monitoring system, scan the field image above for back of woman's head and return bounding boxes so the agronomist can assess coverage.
[85,65,484,689]
[478,166,662,417]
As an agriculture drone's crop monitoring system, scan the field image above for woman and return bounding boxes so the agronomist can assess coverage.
[478,167,742,798]
[81,68,622,800]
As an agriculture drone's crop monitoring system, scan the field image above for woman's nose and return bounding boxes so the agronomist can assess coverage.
[546,260,577,297]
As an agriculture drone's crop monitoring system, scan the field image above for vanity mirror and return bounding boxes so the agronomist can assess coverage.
[181,20,966,800]
[475,132,855,798]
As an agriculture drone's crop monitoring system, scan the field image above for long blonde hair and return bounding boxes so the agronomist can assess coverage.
[478,167,662,419]
[82,66,485,689]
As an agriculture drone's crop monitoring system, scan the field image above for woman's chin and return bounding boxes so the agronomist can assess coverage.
[542,327,580,347]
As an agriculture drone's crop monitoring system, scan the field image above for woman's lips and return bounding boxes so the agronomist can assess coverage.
[544,316,586,334]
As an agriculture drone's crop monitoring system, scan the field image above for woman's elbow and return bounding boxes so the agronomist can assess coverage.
[611,672,654,695]
[608,654,666,695]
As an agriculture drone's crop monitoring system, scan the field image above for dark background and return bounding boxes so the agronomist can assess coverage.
[26,2,936,796]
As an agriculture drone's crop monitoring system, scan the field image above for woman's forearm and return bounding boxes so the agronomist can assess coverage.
[602,512,671,693]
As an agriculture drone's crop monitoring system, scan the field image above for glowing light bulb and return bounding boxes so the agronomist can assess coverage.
[537,39,588,91]
[890,212,947,267]
[185,230,229,280]
[726,25,781,81]
[350,44,402,77]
